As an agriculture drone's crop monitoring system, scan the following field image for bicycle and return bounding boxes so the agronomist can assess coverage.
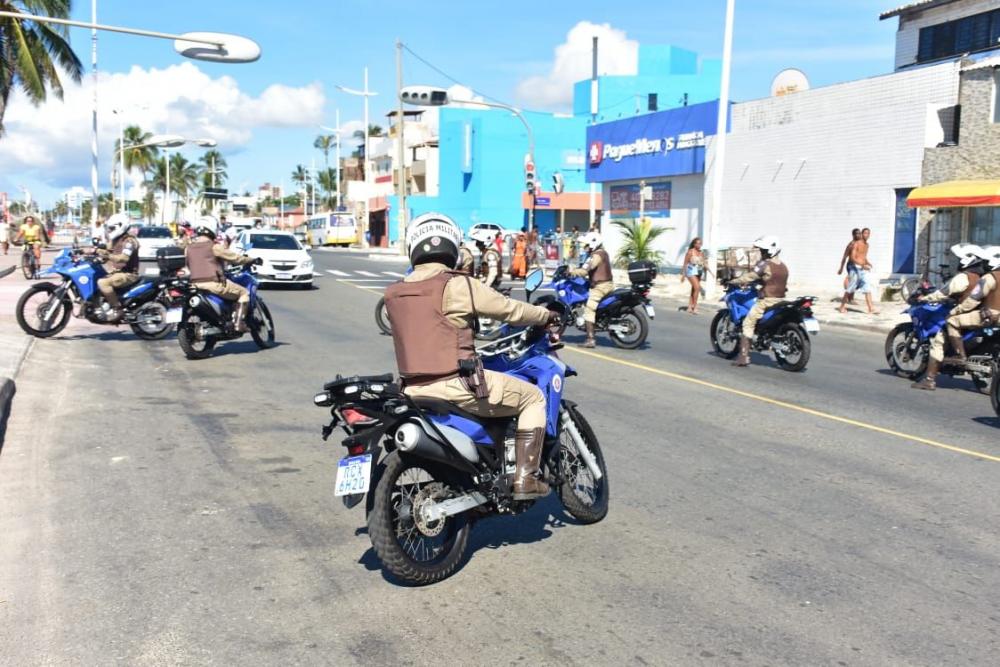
[899,258,953,302]
[20,242,42,280]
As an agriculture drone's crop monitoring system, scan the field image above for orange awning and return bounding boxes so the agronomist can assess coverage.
[907,180,1000,208]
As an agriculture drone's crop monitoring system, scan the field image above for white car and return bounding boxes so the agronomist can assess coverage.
[234,230,313,288]
[469,222,518,245]
[134,225,178,261]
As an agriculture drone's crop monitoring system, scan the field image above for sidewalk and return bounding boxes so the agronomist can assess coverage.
[0,248,47,442]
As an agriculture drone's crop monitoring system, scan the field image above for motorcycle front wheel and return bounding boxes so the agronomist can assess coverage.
[249,298,276,349]
[558,407,609,524]
[710,310,740,359]
[375,297,392,336]
[991,369,1000,417]
[16,282,72,337]
[130,301,174,340]
[609,308,648,349]
[177,316,216,360]
[367,451,471,586]
[885,323,927,380]
[774,323,811,372]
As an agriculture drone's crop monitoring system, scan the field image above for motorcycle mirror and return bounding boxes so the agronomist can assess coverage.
[524,268,544,298]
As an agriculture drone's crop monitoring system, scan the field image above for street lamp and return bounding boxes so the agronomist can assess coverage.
[156,136,216,225]
[400,85,538,231]
[320,109,344,210]
[0,9,260,234]
[338,68,378,248]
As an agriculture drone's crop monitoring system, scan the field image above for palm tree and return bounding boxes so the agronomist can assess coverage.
[317,167,338,209]
[53,199,68,222]
[198,149,227,190]
[291,164,308,188]
[314,135,335,167]
[611,219,668,267]
[352,124,383,140]
[0,1,84,134]
[116,125,159,179]
[97,192,115,218]
[148,155,199,221]
[140,189,156,223]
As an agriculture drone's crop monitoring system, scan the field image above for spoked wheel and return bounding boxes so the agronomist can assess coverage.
[129,301,174,340]
[557,406,609,524]
[177,315,216,360]
[710,310,740,359]
[249,298,276,349]
[16,282,72,337]
[774,323,811,372]
[367,451,471,585]
[21,251,37,280]
[375,297,392,336]
[609,308,648,349]
[991,368,1000,417]
[885,323,927,380]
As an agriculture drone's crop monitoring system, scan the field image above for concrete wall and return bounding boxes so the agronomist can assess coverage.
[893,0,1000,70]
[716,62,958,291]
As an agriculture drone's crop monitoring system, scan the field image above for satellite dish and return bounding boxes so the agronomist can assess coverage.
[770,68,810,97]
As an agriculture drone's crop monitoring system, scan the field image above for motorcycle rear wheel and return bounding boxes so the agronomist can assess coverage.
[774,323,811,372]
[609,308,648,349]
[558,407,609,524]
[130,301,174,340]
[249,298,276,349]
[885,323,927,380]
[16,282,72,337]
[375,297,392,336]
[991,371,1000,417]
[177,318,216,359]
[710,310,740,359]
[368,451,471,586]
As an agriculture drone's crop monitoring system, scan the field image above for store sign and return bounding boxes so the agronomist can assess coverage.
[609,182,672,217]
[586,100,726,183]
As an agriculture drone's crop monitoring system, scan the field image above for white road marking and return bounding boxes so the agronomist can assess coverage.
[383,271,405,277]
[355,270,380,277]
[326,269,350,276]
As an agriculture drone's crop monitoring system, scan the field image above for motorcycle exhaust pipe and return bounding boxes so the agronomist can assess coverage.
[394,421,479,471]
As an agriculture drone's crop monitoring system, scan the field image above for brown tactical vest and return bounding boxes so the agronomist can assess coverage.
[384,271,476,386]
[958,270,979,303]
[478,247,502,285]
[983,271,1000,312]
[110,235,140,274]
[590,248,613,284]
[186,240,225,284]
[761,260,788,298]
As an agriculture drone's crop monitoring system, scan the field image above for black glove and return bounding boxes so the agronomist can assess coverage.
[251,256,263,266]
[546,310,561,327]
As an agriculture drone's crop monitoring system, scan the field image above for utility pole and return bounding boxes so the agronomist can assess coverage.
[706,0,735,298]
[589,35,598,230]
[395,40,409,253]
[90,0,99,235]
[335,109,342,209]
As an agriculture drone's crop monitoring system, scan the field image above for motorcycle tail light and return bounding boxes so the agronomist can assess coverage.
[342,408,376,426]
[347,444,366,456]
[801,299,812,309]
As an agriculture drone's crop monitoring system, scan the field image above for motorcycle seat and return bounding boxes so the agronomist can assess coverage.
[411,396,511,426]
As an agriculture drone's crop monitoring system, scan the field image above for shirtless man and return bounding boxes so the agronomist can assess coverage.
[838,227,878,314]
[837,228,861,305]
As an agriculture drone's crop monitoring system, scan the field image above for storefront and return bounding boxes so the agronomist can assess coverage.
[586,100,722,268]
[908,180,1000,269]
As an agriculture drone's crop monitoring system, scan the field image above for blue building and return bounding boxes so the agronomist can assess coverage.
[389,44,721,242]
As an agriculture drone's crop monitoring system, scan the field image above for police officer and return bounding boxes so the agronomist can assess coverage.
[471,229,503,289]
[912,243,986,390]
[93,214,140,322]
[570,231,613,348]
[184,226,257,332]
[732,235,788,367]
[456,242,475,276]
[384,213,558,500]
[946,246,1000,360]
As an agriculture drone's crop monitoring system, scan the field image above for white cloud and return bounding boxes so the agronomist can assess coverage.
[515,21,639,110]
[0,62,325,188]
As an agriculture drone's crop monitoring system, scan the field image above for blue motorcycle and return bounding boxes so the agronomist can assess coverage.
[15,246,183,340]
[175,262,276,359]
[710,283,819,372]
[315,270,608,585]
[885,289,999,392]
[533,262,656,349]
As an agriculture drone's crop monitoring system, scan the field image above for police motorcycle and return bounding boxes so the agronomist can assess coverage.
[15,239,184,340]
[710,284,818,372]
[532,261,656,349]
[317,269,608,585]
[885,265,1000,394]
[175,256,276,359]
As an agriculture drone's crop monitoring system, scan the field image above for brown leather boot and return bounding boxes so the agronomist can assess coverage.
[512,428,550,500]
[911,358,940,390]
[234,302,249,333]
[732,336,751,366]
[580,322,596,348]
[946,336,966,365]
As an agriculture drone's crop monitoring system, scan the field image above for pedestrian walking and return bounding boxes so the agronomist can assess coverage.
[681,237,711,314]
[838,227,879,314]
[526,228,539,269]
[837,228,861,305]
[511,233,527,279]
[0,216,9,255]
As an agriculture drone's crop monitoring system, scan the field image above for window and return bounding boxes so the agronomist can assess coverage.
[969,207,1000,246]
[249,234,300,250]
[917,8,1000,63]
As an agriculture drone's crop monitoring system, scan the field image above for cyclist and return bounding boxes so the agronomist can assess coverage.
[13,215,48,277]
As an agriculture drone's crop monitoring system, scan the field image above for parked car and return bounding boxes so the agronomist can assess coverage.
[135,225,177,261]
[233,230,313,288]
[469,222,518,245]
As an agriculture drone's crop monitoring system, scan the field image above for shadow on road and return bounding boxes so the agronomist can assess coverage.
[971,416,1000,429]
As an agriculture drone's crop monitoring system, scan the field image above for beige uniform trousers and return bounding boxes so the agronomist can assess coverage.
[929,331,947,362]
[97,272,139,306]
[742,297,783,338]
[585,281,615,324]
[196,279,249,304]
[946,310,984,338]
[405,370,546,432]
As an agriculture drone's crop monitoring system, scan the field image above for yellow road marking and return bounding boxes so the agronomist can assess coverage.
[335,279,383,295]
[566,346,1000,464]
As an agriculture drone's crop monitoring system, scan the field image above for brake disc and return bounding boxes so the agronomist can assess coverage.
[413,483,449,537]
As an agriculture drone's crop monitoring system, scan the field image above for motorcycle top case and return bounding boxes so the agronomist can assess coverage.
[627,260,657,285]
[156,246,185,274]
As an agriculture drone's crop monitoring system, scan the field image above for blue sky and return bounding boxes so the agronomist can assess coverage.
[1,0,898,209]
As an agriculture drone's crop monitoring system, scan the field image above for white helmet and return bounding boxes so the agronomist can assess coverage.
[469,228,495,246]
[197,215,219,233]
[753,235,781,257]
[104,213,131,243]
[979,245,1000,272]
[582,231,603,250]
[951,243,984,270]
[406,213,463,267]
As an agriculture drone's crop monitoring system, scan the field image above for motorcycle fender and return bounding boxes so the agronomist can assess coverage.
[755,306,800,333]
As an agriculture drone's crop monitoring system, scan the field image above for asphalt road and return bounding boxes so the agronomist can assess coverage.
[2,248,999,666]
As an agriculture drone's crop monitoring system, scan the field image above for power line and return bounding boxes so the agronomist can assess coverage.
[399,42,514,108]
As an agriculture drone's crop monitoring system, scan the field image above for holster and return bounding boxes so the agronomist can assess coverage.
[459,357,489,400]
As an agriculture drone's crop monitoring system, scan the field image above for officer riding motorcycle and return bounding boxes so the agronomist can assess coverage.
[184,225,258,332]
[91,213,141,322]
[911,243,987,390]
[570,231,614,348]
[946,245,1000,359]
[470,228,503,289]
[731,235,788,367]
[383,213,559,500]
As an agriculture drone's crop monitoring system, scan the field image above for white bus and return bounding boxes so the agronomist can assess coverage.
[307,213,359,247]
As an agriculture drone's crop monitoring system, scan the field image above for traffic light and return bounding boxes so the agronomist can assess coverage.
[525,159,536,195]
[552,172,564,194]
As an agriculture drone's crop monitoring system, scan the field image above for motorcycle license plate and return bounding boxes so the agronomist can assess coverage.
[803,317,820,333]
[276,272,293,280]
[334,454,372,497]
[165,308,182,324]
[644,304,656,319]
